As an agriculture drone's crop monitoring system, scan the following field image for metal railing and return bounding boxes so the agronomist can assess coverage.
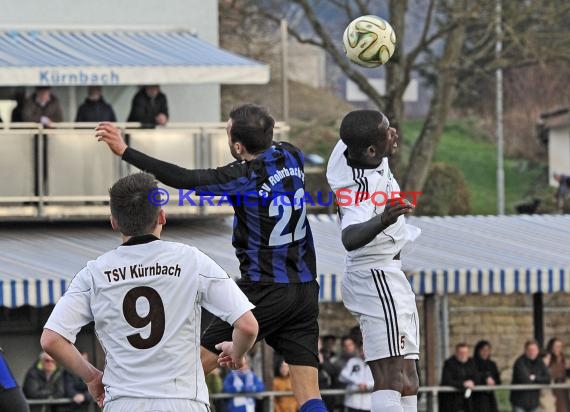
[0,121,289,219]
[24,383,570,412]
[209,383,570,412]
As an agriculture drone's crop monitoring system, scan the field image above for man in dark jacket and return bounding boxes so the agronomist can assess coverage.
[439,343,479,412]
[510,340,550,412]
[23,352,66,412]
[127,85,168,127]
[75,86,116,122]
[21,86,63,127]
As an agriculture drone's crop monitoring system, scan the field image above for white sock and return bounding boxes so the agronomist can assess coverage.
[371,389,403,412]
[401,395,417,412]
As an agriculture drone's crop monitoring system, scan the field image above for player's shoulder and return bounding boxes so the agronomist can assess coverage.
[155,242,229,279]
[93,239,192,264]
[326,141,359,191]
[218,159,249,177]
[150,239,212,263]
[326,140,348,172]
[273,140,301,153]
[274,141,306,162]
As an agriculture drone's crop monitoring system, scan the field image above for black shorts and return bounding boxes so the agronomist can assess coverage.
[201,280,320,368]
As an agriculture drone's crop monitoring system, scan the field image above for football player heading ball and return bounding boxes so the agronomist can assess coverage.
[327,110,420,412]
[96,104,328,412]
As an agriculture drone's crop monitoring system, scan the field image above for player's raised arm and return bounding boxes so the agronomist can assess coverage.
[95,122,249,192]
[95,122,127,156]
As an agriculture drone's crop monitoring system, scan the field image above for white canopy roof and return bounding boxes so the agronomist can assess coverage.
[0,29,269,86]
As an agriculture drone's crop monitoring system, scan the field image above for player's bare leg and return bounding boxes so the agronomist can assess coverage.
[401,359,419,411]
[368,356,405,412]
[200,346,219,375]
[288,365,328,411]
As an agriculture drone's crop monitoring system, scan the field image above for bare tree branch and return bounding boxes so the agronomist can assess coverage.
[354,0,371,16]
[328,0,356,21]
[417,0,436,56]
[292,0,386,107]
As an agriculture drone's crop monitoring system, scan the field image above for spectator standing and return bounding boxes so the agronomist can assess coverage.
[540,352,556,412]
[223,358,265,412]
[273,359,298,412]
[0,347,30,412]
[321,335,337,363]
[75,86,116,122]
[127,85,168,127]
[510,340,551,412]
[332,336,358,375]
[439,343,479,412]
[22,86,63,127]
[472,340,500,412]
[21,86,63,195]
[329,335,358,411]
[339,344,374,412]
[546,337,570,412]
[23,352,65,412]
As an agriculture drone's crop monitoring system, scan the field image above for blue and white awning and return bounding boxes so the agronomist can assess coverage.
[408,267,570,295]
[0,217,344,308]
[0,29,269,86]
[0,279,68,308]
[1,214,570,307]
[403,215,570,295]
[309,214,570,296]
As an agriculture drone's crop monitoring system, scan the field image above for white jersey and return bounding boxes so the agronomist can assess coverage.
[326,140,408,270]
[338,356,374,410]
[44,235,254,407]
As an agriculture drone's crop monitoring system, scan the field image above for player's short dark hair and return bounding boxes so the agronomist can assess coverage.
[340,110,389,154]
[455,342,469,351]
[109,173,160,236]
[229,104,275,154]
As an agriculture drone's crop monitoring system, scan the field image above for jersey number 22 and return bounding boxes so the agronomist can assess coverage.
[268,188,307,246]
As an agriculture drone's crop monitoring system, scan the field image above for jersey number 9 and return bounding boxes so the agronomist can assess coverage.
[122,286,166,349]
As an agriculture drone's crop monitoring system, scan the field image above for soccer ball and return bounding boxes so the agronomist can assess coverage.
[342,15,396,68]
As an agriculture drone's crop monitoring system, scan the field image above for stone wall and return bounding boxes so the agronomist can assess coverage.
[447,293,570,383]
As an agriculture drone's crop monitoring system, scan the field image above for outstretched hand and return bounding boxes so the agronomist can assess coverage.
[215,341,246,370]
[381,198,414,226]
[95,122,128,156]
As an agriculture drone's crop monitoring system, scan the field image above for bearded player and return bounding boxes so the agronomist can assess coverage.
[96,104,327,412]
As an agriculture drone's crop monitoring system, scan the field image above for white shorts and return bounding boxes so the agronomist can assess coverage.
[342,260,420,362]
[104,397,209,412]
